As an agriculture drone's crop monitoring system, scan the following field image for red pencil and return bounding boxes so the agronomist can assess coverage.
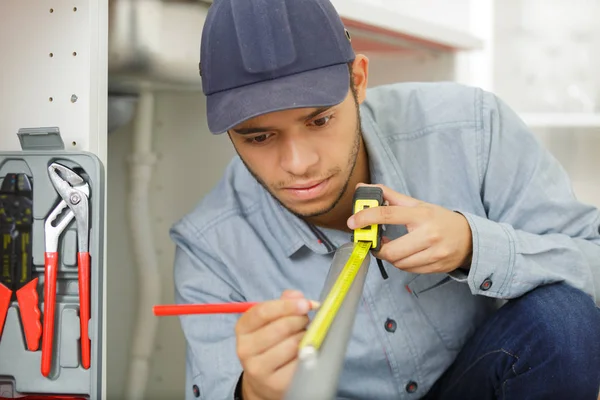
[153,300,321,316]
[153,302,259,316]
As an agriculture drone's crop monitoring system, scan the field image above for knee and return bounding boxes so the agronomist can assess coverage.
[517,281,599,324]
[514,283,600,381]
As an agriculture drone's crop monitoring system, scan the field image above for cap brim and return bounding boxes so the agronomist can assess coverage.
[206,63,351,134]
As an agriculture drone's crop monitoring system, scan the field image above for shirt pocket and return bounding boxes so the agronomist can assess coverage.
[405,273,493,351]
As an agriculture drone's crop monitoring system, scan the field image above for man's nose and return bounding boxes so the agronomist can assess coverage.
[279,136,319,176]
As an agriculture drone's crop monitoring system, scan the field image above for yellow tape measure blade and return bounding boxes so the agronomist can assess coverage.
[298,241,371,358]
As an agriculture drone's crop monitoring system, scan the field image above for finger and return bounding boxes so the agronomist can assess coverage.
[249,331,305,376]
[280,291,321,310]
[269,359,298,392]
[348,204,425,230]
[245,315,309,356]
[375,231,430,263]
[403,264,443,274]
[356,183,421,207]
[391,247,443,270]
[268,355,301,393]
[280,290,305,299]
[237,299,312,334]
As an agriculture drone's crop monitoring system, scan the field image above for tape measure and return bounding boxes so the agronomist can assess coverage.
[298,186,383,360]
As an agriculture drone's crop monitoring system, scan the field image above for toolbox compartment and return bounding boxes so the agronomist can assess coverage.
[0,143,104,399]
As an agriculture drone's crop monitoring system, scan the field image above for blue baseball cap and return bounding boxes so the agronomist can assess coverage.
[199,0,356,134]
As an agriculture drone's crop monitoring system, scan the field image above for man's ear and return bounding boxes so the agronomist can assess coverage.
[351,54,369,104]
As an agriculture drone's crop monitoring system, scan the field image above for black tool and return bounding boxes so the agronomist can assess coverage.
[0,173,41,351]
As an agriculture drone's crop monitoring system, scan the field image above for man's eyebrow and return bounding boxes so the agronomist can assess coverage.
[230,106,335,135]
[230,126,273,135]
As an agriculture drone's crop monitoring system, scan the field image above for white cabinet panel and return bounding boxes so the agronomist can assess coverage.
[0,0,108,165]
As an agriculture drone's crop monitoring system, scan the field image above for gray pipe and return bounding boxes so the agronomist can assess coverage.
[284,242,371,400]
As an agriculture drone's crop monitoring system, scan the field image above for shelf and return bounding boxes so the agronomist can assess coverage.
[108,0,484,92]
[520,113,600,128]
[332,0,484,52]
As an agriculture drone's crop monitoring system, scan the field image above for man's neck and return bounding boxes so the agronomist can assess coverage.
[306,138,370,232]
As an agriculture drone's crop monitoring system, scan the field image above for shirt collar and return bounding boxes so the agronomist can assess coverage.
[261,103,410,258]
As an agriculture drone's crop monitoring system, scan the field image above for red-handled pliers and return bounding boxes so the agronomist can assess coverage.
[42,163,91,377]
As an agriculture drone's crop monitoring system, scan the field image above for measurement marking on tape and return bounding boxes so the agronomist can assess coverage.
[298,241,371,359]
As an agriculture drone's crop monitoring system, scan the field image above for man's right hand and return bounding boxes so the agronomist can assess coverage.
[235,290,318,400]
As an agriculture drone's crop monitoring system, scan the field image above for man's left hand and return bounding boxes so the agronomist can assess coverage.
[347,184,473,274]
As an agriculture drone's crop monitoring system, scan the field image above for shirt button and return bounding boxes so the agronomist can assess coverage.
[405,381,418,393]
[384,318,396,333]
[480,278,493,291]
[192,384,200,398]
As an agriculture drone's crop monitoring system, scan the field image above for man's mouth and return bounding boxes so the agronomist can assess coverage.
[286,180,325,190]
[283,177,331,200]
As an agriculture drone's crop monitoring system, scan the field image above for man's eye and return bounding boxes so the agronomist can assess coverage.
[246,134,271,144]
[312,116,331,127]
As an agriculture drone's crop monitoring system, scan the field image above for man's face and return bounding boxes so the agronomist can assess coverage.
[228,88,362,219]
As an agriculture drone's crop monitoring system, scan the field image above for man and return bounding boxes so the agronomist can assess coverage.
[170,0,600,399]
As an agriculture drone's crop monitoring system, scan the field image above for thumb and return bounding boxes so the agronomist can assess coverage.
[356,183,420,207]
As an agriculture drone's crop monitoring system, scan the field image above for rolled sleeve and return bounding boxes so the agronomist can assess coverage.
[184,367,240,400]
[458,211,516,297]
[447,90,600,303]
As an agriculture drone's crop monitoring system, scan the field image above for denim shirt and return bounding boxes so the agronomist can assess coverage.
[170,82,600,400]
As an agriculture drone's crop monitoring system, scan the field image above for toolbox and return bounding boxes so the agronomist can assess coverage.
[0,128,105,399]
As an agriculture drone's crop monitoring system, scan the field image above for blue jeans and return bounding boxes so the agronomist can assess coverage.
[423,282,600,400]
